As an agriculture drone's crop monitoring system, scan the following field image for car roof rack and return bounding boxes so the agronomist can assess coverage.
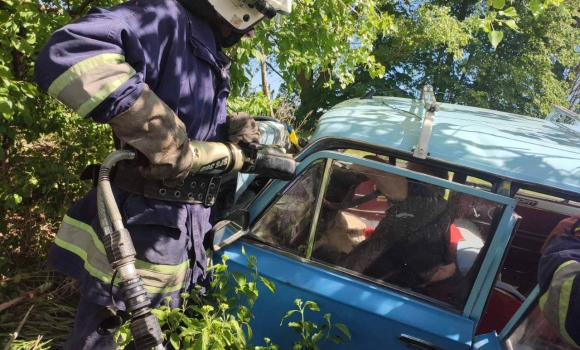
[412,85,439,159]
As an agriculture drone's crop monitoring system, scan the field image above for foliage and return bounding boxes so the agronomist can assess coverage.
[281,299,351,350]
[294,0,580,126]
[227,92,282,117]
[480,0,566,49]
[116,248,275,349]
[0,0,115,265]
[227,0,394,104]
[115,247,349,350]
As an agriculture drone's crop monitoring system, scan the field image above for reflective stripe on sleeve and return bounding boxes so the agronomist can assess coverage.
[539,260,580,348]
[55,215,189,294]
[47,53,135,117]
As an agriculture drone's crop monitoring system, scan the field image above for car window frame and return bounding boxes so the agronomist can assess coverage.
[247,150,518,320]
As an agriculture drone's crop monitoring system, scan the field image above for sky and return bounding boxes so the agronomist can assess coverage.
[248,59,283,97]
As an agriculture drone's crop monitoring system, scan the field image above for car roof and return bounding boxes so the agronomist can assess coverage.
[310,96,580,195]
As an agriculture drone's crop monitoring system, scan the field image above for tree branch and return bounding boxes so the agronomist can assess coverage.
[265,61,284,80]
[37,4,60,13]
[69,0,96,17]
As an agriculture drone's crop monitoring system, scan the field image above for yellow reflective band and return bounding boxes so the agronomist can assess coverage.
[76,71,135,117]
[55,236,114,284]
[56,216,190,294]
[62,215,189,274]
[559,277,580,348]
[62,214,106,254]
[539,290,548,312]
[48,53,126,98]
[555,260,577,275]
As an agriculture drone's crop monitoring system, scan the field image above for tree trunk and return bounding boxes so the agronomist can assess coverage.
[260,46,275,117]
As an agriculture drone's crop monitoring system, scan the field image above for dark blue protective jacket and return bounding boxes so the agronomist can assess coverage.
[35,0,230,308]
[538,217,580,348]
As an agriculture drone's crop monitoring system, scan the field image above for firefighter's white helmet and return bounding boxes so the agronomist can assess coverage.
[207,0,292,33]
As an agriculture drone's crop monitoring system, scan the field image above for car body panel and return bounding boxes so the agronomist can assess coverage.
[471,333,502,350]
[220,242,474,349]
[311,97,580,195]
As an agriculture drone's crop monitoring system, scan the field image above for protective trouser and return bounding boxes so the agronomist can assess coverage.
[49,186,212,349]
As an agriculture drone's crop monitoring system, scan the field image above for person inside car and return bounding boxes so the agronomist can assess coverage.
[346,160,455,286]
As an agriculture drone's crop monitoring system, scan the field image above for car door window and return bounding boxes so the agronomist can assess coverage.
[311,160,505,309]
[250,161,324,256]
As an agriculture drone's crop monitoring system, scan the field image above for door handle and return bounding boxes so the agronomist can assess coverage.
[398,334,445,350]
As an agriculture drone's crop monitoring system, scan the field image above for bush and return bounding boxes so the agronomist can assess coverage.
[115,246,350,350]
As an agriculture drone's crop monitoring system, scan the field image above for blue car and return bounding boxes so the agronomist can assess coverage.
[212,94,580,350]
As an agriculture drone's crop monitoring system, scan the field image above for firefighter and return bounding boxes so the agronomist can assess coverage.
[34,0,292,348]
[538,215,580,349]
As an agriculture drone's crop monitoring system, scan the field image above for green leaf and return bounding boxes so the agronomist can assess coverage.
[193,329,210,350]
[504,19,518,30]
[529,0,542,15]
[311,330,325,343]
[246,323,253,340]
[280,309,298,325]
[304,301,320,312]
[0,66,13,79]
[288,321,302,333]
[0,100,12,115]
[502,6,518,17]
[170,333,180,350]
[335,323,351,339]
[260,277,276,294]
[488,31,504,50]
[232,272,246,286]
[328,335,346,344]
[492,0,505,9]
[5,193,23,209]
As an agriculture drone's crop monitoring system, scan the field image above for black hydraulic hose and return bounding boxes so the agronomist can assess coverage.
[97,150,164,350]
[99,150,135,229]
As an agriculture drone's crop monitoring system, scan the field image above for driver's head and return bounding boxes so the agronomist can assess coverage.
[179,0,293,47]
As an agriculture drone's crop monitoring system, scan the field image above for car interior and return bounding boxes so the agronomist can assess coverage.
[243,148,579,347]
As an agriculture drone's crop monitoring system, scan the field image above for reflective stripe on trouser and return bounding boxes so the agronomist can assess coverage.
[539,260,580,348]
[54,214,189,294]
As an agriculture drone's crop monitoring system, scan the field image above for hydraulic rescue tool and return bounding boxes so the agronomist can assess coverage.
[96,141,296,350]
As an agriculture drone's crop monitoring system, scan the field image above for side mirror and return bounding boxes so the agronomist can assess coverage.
[206,209,250,251]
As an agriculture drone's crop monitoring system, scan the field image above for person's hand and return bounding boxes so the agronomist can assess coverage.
[227,112,260,144]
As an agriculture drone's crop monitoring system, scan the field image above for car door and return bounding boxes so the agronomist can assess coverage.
[214,150,518,350]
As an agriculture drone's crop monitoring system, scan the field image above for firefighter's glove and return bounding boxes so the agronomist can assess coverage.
[227,112,260,144]
[108,86,193,187]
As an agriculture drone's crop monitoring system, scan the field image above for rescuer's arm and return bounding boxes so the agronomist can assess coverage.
[34,13,192,185]
[538,218,580,348]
